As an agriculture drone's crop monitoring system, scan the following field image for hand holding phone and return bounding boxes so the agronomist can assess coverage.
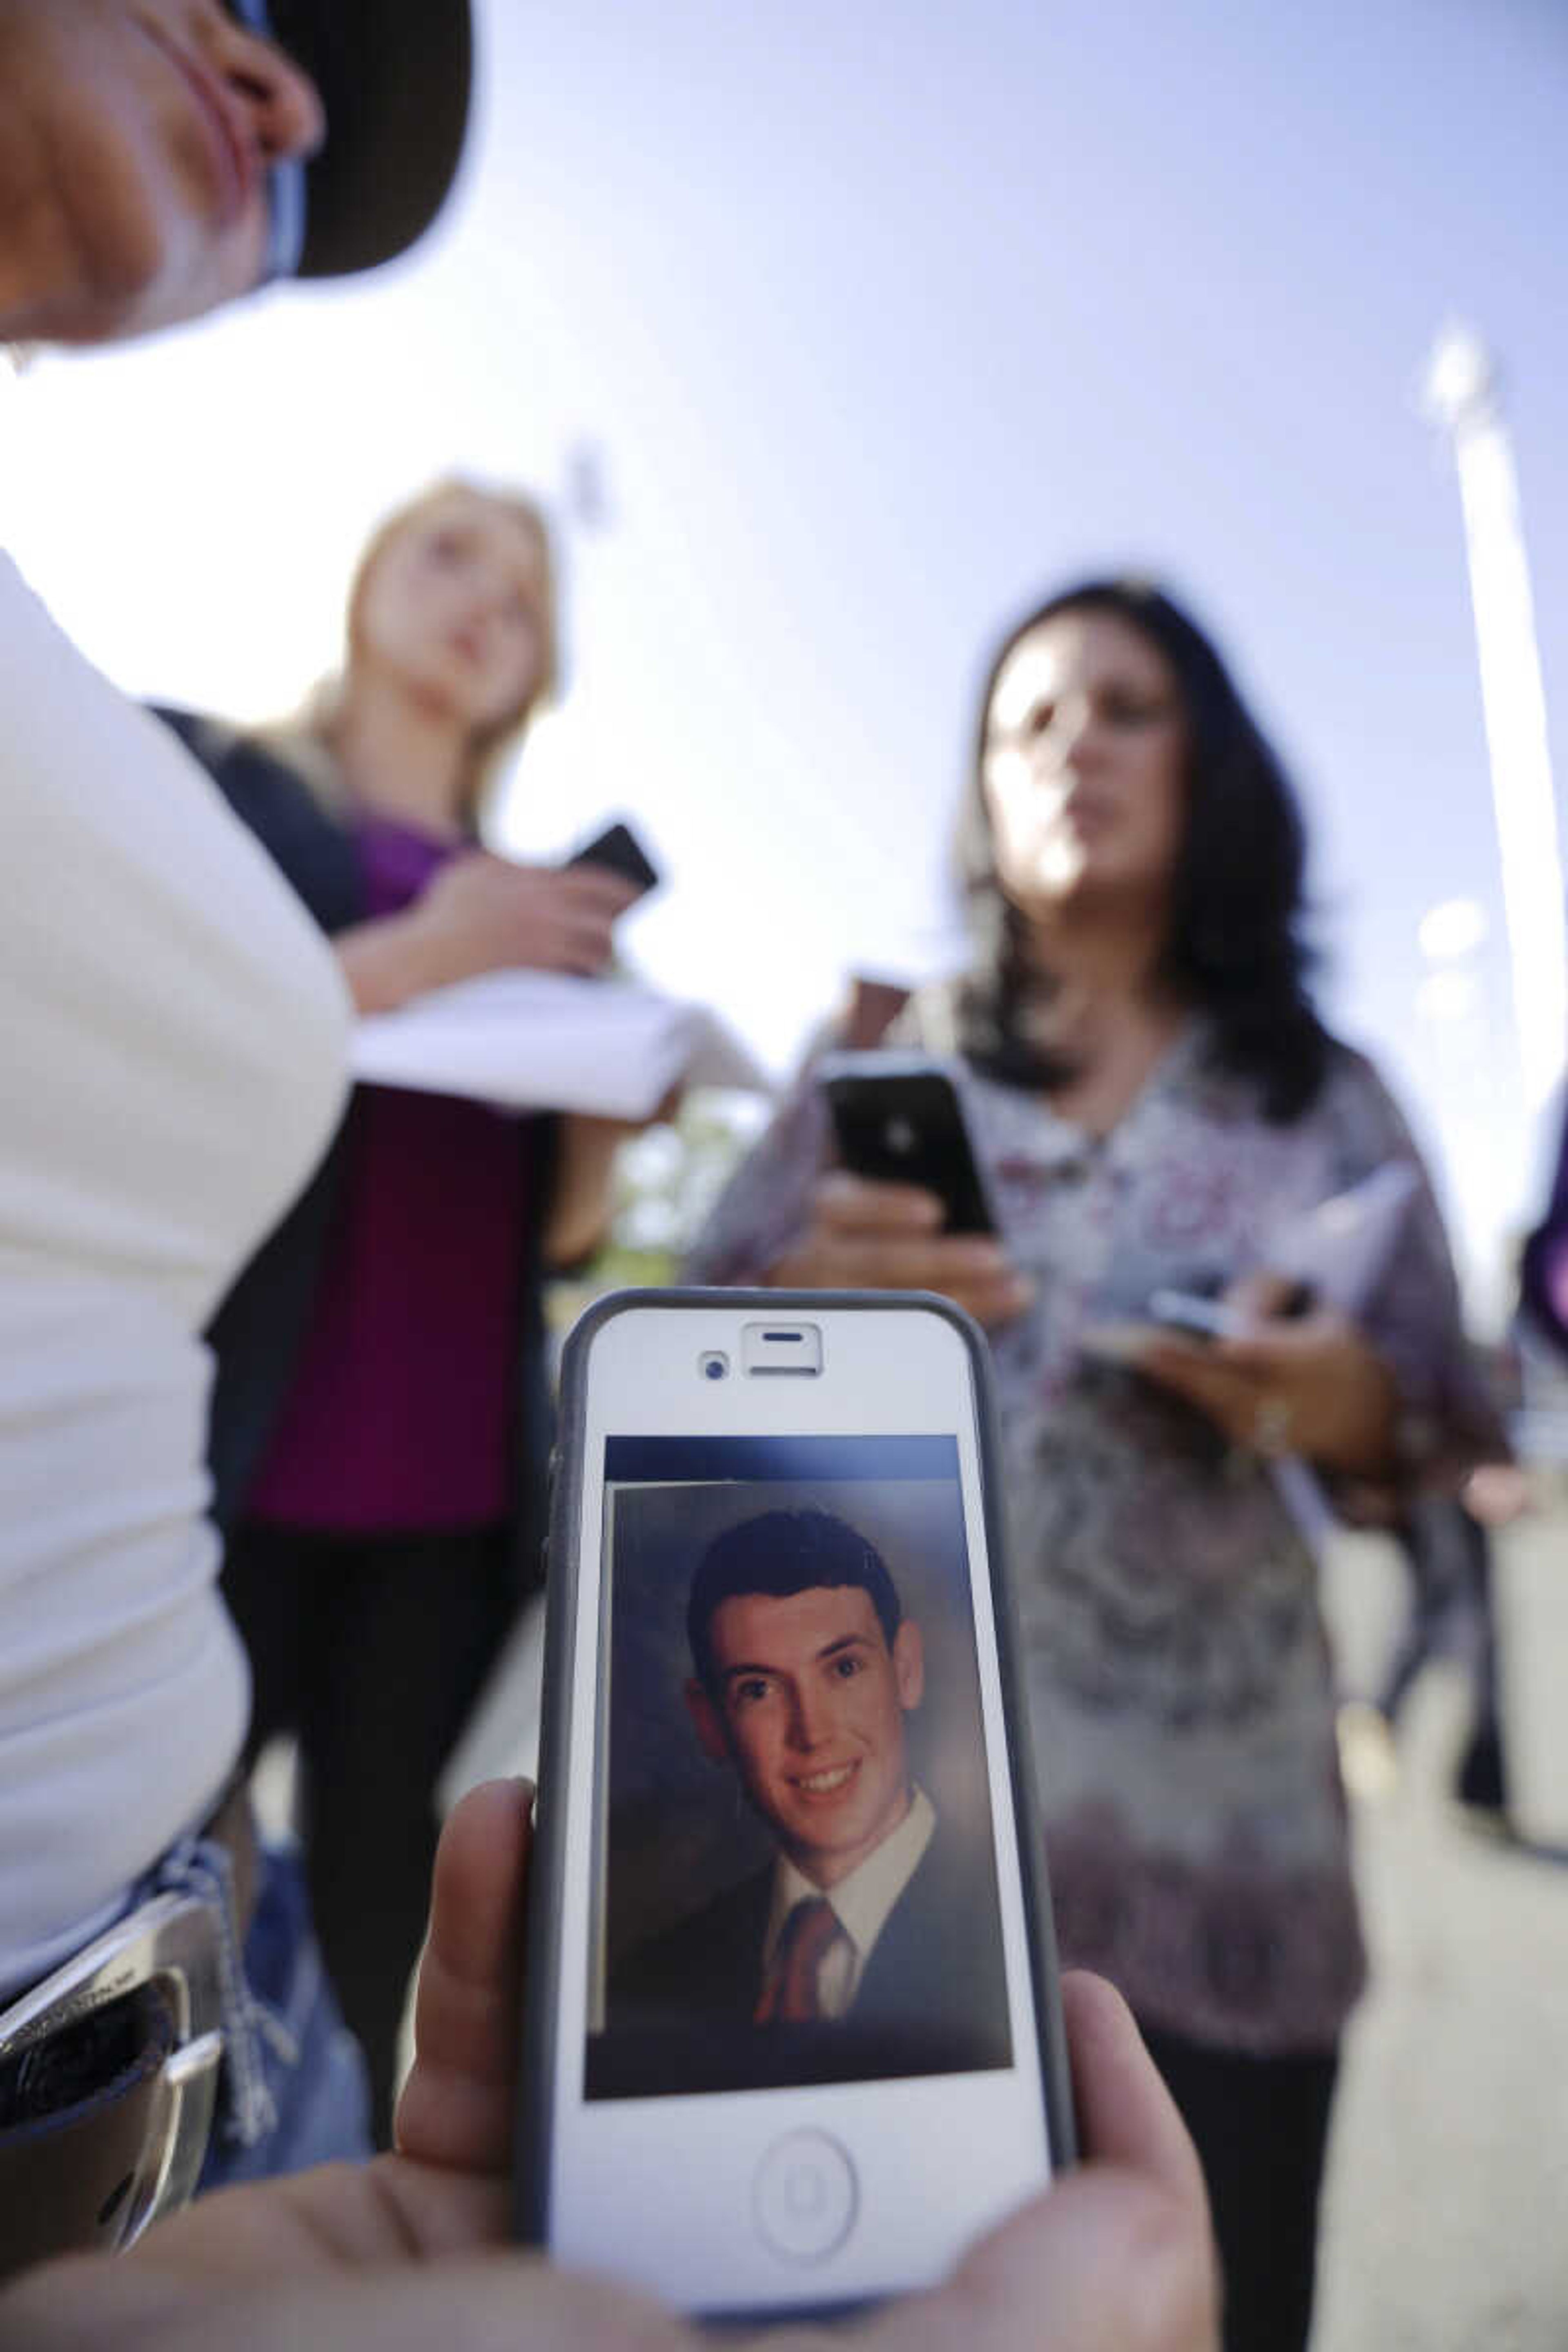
[406,850,639,985]
[772,1172,1031,1329]
[775,1054,1029,1328]
[0,1772,1214,2349]
[820,1053,998,1235]
[1085,1280,1398,1475]
[1082,1276,1312,1362]
[517,1291,1074,2320]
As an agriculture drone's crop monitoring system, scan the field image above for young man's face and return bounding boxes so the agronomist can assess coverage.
[0,0,323,343]
[687,1584,924,1890]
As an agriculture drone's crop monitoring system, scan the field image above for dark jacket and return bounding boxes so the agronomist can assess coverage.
[593,1820,1013,2097]
[156,708,558,1593]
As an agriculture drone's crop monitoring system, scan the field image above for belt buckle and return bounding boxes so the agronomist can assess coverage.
[0,1891,226,2248]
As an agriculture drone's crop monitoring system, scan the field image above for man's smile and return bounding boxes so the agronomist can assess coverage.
[692,1579,925,1886]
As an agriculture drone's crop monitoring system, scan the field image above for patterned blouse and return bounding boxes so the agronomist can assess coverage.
[684,991,1502,2054]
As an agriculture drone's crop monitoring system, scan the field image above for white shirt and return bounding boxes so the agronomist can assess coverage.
[762,1787,936,2019]
[0,553,350,1995]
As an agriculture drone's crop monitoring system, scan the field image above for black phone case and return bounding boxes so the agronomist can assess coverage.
[514,1287,1077,2321]
[824,1071,997,1235]
[564,819,660,895]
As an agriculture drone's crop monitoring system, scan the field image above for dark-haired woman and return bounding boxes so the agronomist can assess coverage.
[685,581,1501,2351]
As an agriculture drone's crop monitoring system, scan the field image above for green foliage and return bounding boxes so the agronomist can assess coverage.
[545,1090,768,1331]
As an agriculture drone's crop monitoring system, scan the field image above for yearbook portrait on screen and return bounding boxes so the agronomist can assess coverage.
[583,1440,1013,2099]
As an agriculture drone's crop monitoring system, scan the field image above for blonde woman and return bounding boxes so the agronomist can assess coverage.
[160,479,642,2137]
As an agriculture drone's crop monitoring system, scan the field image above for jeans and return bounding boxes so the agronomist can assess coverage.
[146,1829,372,2192]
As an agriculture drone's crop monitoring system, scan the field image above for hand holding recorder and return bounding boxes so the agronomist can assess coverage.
[0,1776,1215,2352]
[1087,1270,1399,1473]
[1084,1161,1419,1472]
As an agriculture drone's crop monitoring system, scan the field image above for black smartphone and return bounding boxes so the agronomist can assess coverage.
[564,818,660,898]
[516,1289,1074,2320]
[819,1053,998,1235]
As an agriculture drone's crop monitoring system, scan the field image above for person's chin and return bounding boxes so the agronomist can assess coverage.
[785,1833,861,1887]
[779,1787,880,1864]
[1005,843,1085,914]
[98,216,266,343]
[11,235,160,345]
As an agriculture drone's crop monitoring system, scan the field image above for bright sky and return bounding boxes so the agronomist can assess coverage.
[3,0,1565,1318]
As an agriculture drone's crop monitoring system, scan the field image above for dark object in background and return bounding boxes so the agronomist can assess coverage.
[1376,1495,1511,1833]
[566,820,660,900]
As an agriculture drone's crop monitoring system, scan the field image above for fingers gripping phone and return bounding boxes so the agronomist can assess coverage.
[516,1290,1073,2321]
[820,1053,998,1235]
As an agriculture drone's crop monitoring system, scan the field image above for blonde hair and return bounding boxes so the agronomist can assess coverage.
[262,475,560,833]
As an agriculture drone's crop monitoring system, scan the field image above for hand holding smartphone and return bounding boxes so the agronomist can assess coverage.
[820,1053,998,1236]
[517,1290,1072,2321]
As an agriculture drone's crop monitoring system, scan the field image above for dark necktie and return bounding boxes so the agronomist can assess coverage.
[754,1895,846,2024]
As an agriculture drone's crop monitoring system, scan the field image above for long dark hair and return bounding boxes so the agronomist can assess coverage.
[953,578,1330,1122]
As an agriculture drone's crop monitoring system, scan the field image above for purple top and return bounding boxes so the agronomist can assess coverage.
[247,813,531,1533]
[1521,1095,1568,1358]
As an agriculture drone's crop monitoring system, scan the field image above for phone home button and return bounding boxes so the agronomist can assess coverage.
[753,2130,858,2263]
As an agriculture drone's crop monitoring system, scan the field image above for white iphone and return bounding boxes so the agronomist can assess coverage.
[515,1288,1074,2322]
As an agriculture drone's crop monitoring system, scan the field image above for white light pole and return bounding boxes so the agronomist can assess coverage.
[1423,323,1565,1116]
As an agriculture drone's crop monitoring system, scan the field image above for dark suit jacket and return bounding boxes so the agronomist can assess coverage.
[153,708,558,1592]
[590,1818,1013,2098]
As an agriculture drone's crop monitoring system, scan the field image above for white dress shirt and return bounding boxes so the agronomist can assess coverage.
[762,1786,937,2018]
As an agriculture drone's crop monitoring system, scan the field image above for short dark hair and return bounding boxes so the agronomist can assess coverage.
[687,1508,902,1694]
[954,577,1330,1123]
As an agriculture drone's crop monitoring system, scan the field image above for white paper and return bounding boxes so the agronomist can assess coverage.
[1256,1162,1421,1556]
[351,970,773,1120]
[1259,1161,1421,1315]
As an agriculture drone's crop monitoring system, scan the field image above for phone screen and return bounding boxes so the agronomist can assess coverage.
[586,1435,1013,2100]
